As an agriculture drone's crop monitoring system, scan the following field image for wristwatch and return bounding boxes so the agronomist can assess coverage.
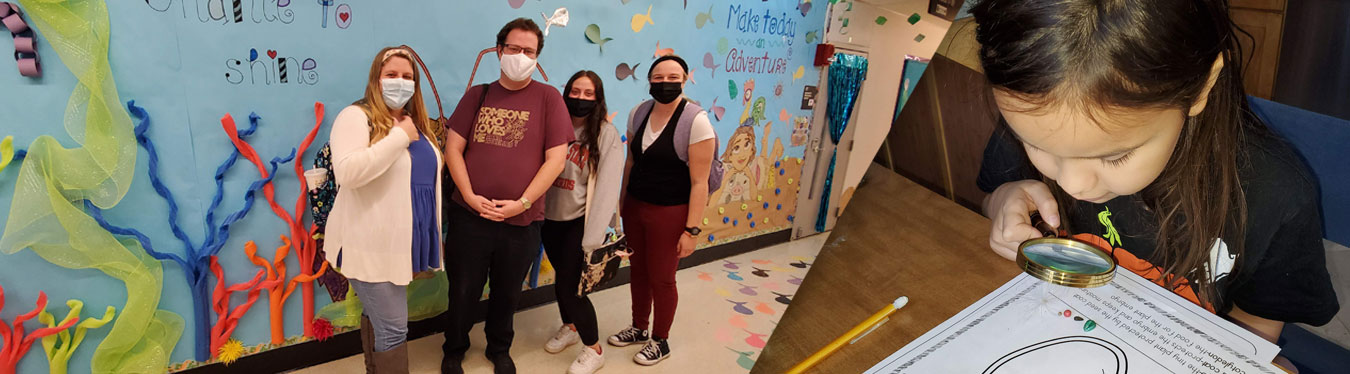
[684,226,702,236]
[520,197,533,210]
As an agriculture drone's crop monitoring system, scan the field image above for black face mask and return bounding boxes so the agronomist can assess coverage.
[649,81,683,104]
[565,97,597,118]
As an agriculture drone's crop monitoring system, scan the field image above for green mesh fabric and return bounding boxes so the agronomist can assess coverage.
[0,1,183,373]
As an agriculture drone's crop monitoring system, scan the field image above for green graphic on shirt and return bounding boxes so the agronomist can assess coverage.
[1099,207,1122,247]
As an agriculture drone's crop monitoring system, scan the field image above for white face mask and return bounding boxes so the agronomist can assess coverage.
[381,78,416,109]
[500,52,537,82]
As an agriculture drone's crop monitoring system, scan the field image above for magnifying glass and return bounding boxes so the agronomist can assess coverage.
[1016,211,1116,288]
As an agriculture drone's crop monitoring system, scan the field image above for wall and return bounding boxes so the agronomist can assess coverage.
[830,0,950,204]
[0,1,826,372]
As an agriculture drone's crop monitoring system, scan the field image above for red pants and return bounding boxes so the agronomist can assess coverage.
[622,197,687,340]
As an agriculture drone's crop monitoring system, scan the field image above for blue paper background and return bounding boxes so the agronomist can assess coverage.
[0,0,825,370]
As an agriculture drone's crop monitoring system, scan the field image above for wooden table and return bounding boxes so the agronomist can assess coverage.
[753,164,1022,373]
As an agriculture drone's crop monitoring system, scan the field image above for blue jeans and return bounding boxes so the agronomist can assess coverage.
[350,279,408,352]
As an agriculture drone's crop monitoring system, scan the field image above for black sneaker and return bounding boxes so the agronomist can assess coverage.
[633,338,671,366]
[488,352,516,374]
[607,326,650,347]
[440,353,463,374]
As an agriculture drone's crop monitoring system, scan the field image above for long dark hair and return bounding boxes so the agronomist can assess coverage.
[564,70,609,172]
[971,0,1272,306]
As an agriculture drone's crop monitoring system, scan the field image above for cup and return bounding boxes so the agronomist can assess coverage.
[304,168,328,191]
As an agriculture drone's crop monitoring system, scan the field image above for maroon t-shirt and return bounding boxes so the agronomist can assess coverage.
[449,80,574,226]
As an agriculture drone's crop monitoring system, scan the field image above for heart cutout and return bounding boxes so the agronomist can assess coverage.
[267,50,277,59]
[338,12,349,22]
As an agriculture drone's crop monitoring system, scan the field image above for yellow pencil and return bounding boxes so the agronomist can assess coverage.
[787,296,909,374]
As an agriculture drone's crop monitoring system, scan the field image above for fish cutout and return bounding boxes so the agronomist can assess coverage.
[737,283,758,296]
[688,68,697,84]
[788,275,804,285]
[723,260,740,269]
[799,0,813,17]
[744,330,768,348]
[615,62,641,81]
[715,288,732,297]
[585,24,613,51]
[723,270,743,281]
[695,4,715,29]
[755,302,776,315]
[775,81,785,97]
[792,256,814,262]
[779,108,790,123]
[608,111,618,123]
[0,137,13,173]
[727,300,754,315]
[806,30,819,44]
[654,41,673,58]
[792,66,806,81]
[762,281,780,291]
[715,327,734,343]
[772,292,793,305]
[507,0,525,9]
[752,259,772,265]
[875,16,888,25]
[698,271,713,281]
[729,315,749,329]
[728,80,738,101]
[702,52,720,78]
[791,260,811,268]
[751,267,770,278]
[727,348,757,370]
[717,37,730,55]
[541,8,569,36]
[631,5,654,33]
[710,97,726,121]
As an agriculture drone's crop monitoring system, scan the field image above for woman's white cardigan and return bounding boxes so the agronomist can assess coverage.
[323,105,443,286]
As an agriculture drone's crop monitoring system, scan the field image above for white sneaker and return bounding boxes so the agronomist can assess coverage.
[567,346,605,374]
[545,325,581,354]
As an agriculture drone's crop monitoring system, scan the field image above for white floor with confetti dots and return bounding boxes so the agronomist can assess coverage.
[292,233,828,374]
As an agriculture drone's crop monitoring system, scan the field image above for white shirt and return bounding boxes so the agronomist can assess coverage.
[324,105,443,286]
[641,110,716,151]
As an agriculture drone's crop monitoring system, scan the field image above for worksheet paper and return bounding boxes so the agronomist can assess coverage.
[866,269,1282,374]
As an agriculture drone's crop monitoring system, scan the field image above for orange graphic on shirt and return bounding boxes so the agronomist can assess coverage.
[473,106,530,148]
[1071,233,1215,313]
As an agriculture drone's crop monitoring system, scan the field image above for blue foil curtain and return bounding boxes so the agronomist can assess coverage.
[817,53,868,232]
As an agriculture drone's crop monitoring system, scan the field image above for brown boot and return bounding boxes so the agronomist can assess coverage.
[372,342,410,374]
[361,315,377,373]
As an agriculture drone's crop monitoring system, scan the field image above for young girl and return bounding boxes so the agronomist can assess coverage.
[973,0,1337,366]
[541,71,624,374]
[608,55,717,366]
[325,46,443,373]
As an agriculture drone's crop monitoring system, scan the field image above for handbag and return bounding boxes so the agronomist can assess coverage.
[577,165,630,297]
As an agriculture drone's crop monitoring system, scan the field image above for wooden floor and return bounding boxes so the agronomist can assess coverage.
[752,164,1021,373]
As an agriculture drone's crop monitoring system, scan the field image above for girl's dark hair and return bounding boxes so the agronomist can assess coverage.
[971,0,1271,307]
[564,70,609,172]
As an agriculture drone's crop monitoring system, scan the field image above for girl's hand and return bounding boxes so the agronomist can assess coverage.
[395,115,419,140]
[985,180,1060,261]
[677,232,695,258]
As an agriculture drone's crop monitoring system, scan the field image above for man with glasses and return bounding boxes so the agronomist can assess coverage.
[441,17,573,374]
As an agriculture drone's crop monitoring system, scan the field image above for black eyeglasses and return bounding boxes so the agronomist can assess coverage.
[500,44,538,58]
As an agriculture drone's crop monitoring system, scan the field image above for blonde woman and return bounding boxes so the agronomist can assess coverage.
[325,46,443,373]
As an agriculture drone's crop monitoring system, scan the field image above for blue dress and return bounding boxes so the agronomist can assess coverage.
[408,136,440,273]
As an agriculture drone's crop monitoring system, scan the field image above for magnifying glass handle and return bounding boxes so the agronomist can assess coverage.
[1029,211,1060,238]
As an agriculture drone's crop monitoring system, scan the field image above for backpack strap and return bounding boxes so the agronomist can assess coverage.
[627,100,657,144]
[672,100,715,163]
